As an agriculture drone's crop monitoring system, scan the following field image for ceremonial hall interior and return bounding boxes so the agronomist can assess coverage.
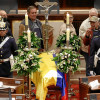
[0,0,100,100]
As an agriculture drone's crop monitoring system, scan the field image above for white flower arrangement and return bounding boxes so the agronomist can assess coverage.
[11,32,41,76]
[53,49,80,73]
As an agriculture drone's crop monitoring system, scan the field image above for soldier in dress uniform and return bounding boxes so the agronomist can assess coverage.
[0,21,18,77]
[0,10,13,37]
[89,31,100,75]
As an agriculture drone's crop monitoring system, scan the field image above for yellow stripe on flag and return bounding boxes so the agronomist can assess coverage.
[31,53,57,100]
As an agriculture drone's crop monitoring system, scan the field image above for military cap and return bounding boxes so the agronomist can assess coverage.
[89,16,98,22]
[0,21,8,30]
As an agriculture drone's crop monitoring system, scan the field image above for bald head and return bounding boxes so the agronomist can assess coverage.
[89,8,98,18]
[0,10,7,18]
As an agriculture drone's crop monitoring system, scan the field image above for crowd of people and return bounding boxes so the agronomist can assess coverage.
[79,8,100,76]
[0,6,100,77]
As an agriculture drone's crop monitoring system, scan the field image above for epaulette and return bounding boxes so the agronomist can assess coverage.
[8,36,13,38]
[94,29,98,32]
[93,35,100,39]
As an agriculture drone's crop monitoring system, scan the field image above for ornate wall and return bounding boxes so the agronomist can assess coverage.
[18,0,94,10]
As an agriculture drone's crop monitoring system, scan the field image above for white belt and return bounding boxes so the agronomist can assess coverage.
[0,58,10,63]
[98,58,100,60]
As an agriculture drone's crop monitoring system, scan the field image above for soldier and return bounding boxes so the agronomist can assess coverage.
[0,21,18,77]
[89,33,100,75]
[0,10,13,37]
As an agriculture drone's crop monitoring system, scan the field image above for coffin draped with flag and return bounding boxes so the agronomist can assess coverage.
[31,52,68,100]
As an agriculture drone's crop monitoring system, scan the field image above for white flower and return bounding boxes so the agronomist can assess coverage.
[20,51,24,56]
[64,56,67,58]
[23,35,27,39]
[66,69,69,73]
[61,56,64,59]
[56,54,58,56]
[34,32,37,37]
[60,66,63,68]
[73,59,77,61]
[64,52,68,56]
[69,66,74,70]
[24,48,29,51]
[60,53,63,56]
[63,61,66,64]
[26,58,29,62]
[29,54,33,58]
[23,65,28,70]
[68,54,70,57]
[33,53,36,56]
[21,63,24,67]
[32,63,37,66]
[61,60,65,65]
[60,63,63,66]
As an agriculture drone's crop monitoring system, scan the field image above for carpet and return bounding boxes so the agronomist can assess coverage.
[70,84,79,100]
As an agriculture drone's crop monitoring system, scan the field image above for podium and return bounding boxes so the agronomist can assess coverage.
[79,75,100,100]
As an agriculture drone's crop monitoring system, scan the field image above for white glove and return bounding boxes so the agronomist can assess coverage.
[90,71,96,76]
[9,54,14,68]
[94,54,98,67]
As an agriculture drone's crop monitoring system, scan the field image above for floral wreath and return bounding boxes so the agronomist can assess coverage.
[11,32,41,76]
[53,49,80,73]
[53,34,81,73]
[56,34,81,52]
[17,32,42,49]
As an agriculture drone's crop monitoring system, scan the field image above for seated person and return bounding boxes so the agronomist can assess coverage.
[0,21,18,78]
[59,11,76,36]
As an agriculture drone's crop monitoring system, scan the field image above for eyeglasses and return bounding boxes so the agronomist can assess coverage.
[69,17,74,19]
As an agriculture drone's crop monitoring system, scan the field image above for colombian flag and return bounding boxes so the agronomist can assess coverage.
[31,52,68,100]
